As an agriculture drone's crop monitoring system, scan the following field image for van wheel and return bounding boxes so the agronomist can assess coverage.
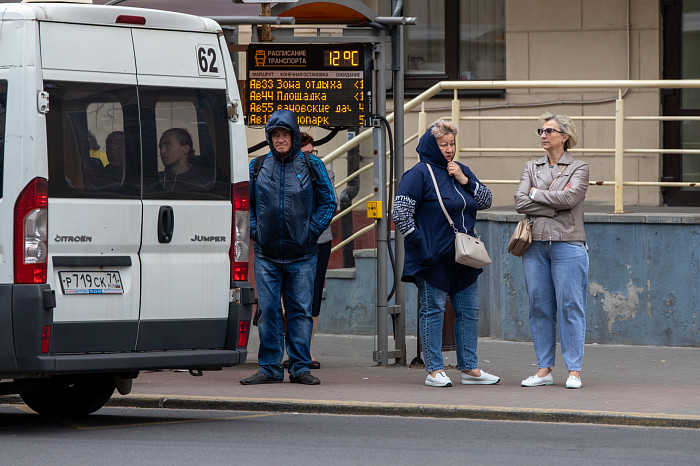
[19,375,116,417]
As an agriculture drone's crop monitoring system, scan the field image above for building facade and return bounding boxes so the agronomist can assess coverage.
[242,0,699,208]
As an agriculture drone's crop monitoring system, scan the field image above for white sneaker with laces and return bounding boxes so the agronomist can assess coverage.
[461,370,500,385]
[566,375,582,389]
[425,371,452,387]
[521,372,554,387]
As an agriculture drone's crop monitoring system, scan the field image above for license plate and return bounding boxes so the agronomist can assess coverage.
[59,271,124,295]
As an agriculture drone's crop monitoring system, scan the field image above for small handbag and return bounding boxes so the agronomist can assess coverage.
[507,217,532,256]
[426,164,491,268]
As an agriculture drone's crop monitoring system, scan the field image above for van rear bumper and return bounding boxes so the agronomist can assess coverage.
[2,348,247,379]
[38,348,246,374]
[0,283,250,377]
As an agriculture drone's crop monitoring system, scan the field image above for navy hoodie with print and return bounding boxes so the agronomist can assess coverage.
[392,127,492,293]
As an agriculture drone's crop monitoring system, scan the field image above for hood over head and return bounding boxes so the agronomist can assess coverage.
[265,110,301,159]
[416,126,449,168]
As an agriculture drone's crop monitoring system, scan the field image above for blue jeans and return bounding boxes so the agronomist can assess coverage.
[416,277,480,373]
[522,241,589,371]
[254,253,317,378]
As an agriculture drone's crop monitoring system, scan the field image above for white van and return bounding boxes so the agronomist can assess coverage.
[0,1,253,415]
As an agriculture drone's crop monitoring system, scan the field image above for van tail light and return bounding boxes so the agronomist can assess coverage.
[231,181,250,283]
[237,320,250,348]
[14,178,48,284]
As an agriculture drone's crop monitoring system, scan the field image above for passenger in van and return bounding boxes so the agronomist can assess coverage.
[93,131,125,188]
[88,130,108,167]
[158,128,211,191]
[64,126,103,190]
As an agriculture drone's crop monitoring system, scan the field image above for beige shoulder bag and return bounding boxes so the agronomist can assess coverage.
[426,164,491,269]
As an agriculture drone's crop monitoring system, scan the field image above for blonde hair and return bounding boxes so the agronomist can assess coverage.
[430,119,459,139]
[539,112,578,150]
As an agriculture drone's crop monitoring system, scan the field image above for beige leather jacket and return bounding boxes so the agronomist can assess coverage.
[514,151,589,242]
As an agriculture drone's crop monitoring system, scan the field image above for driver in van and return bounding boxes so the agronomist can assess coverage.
[158,128,210,191]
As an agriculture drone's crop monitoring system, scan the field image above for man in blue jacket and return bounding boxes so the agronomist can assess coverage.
[241,110,336,385]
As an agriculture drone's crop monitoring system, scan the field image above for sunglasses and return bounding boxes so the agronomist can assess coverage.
[537,128,565,136]
[302,150,318,156]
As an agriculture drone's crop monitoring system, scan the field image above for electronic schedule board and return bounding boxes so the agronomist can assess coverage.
[247,43,373,127]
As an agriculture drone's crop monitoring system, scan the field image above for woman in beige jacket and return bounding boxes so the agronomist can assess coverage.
[514,113,589,389]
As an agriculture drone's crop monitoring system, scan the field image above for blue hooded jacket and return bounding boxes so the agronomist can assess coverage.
[249,110,336,261]
[392,127,492,293]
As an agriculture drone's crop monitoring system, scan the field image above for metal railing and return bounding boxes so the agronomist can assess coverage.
[324,80,700,253]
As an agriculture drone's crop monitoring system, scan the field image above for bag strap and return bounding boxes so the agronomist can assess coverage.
[548,164,566,190]
[253,152,317,183]
[426,164,458,234]
[303,151,317,182]
[252,155,265,181]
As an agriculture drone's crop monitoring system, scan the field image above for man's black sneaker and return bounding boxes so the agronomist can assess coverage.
[289,372,321,385]
[240,371,283,385]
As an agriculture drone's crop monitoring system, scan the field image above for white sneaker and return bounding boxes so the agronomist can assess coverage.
[425,371,452,387]
[566,375,582,389]
[521,372,554,387]
[461,370,500,385]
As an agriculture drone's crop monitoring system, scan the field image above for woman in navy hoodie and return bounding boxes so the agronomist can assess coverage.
[393,120,500,388]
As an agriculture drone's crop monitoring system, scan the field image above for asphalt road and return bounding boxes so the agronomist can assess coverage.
[1,405,699,465]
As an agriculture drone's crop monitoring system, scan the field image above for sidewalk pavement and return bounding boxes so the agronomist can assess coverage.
[106,333,700,428]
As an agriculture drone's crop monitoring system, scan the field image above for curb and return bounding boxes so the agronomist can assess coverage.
[106,395,700,429]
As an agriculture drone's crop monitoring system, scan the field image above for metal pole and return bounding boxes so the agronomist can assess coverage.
[207,16,296,25]
[615,89,625,213]
[374,41,389,366]
[392,24,406,365]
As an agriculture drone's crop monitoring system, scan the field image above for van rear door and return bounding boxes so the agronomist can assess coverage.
[133,29,232,350]
[41,22,142,353]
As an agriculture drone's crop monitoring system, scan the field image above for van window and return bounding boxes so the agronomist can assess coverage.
[46,82,140,199]
[0,81,6,198]
[139,87,231,200]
